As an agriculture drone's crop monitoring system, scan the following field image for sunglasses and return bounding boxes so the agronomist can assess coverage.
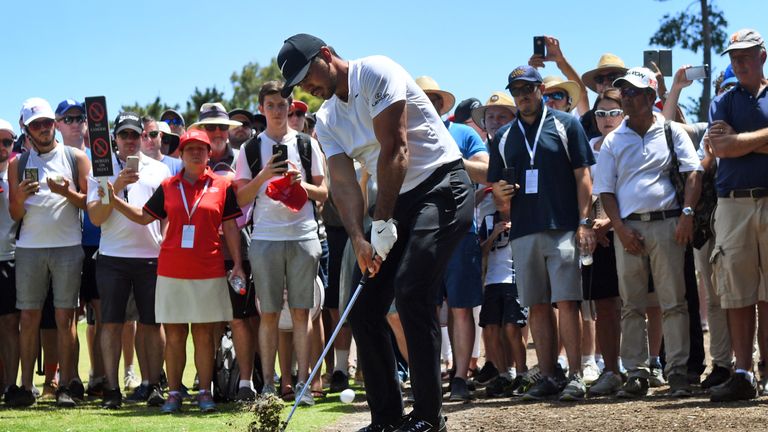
[203,124,230,132]
[594,73,624,85]
[620,87,646,98]
[28,118,55,131]
[163,118,183,126]
[147,130,160,138]
[595,109,624,118]
[288,111,306,118]
[59,115,86,125]
[1,139,13,147]
[118,130,141,140]
[509,84,538,97]
[543,91,567,102]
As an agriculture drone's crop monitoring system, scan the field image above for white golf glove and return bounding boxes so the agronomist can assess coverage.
[371,219,398,261]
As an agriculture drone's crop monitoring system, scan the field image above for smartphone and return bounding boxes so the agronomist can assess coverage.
[658,50,673,76]
[533,36,546,57]
[643,50,659,71]
[685,65,709,81]
[126,155,139,171]
[272,144,288,165]
[502,167,516,185]
[24,168,39,183]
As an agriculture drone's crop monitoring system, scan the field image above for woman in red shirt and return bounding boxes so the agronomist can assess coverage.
[107,129,244,413]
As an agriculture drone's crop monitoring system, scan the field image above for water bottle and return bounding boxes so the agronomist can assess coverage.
[580,252,593,266]
[228,271,246,295]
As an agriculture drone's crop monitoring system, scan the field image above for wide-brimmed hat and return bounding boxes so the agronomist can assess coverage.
[581,53,628,92]
[415,76,456,115]
[542,76,582,111]
[471,92,517,128]
[190,102,242,129]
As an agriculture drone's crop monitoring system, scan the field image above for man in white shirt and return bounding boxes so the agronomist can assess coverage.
[234,81,327,406]
[87,112,171,409]
[141,116,182,175]
[8,98,91,408]
[278,34,472,432]
[593,67,702,399]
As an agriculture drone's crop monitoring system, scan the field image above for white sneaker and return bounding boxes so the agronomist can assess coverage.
[582,361,601,385]
[123,370,140,391]
[649,366,666,388]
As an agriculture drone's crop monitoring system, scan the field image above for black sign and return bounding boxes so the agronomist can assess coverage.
[85,96,114,177]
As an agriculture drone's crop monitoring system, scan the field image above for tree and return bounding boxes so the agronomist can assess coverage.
[121,97,180,119]
[650,0,728,121]
[183,86,226,125]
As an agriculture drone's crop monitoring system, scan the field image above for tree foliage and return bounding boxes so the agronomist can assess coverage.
[121,58,323,123]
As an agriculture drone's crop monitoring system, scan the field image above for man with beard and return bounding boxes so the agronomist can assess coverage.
[278,33,472,431]
[228,108,255,150]
[8,98,91,407]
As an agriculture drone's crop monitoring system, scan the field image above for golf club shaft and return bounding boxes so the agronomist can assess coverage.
[282,272,369,431]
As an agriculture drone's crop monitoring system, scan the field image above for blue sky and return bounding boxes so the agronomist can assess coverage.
[1,0,761,133]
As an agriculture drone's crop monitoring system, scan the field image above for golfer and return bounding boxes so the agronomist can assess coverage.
[278,34,473,432]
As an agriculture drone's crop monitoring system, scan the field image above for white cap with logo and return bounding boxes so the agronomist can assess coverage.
[20,97,55,126]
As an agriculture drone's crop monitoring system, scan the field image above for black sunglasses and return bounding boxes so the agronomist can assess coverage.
[509,84,538,97]
[203,124,230,132]
[60,115,86,125]
[1,139,13,147]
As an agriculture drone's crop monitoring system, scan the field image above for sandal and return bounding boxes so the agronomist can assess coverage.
[311,389,327,399]
[281,389,295,402]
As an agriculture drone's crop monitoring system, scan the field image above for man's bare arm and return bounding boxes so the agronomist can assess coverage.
[372,100,408,221]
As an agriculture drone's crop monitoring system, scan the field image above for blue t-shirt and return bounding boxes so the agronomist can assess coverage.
[82,148,101,247]
[488,105,594,240]
[709,84,768,195]
[446,121,487,159]
[161,155,183,176]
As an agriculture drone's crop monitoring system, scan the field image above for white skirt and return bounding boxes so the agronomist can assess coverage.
[155,276,233,323]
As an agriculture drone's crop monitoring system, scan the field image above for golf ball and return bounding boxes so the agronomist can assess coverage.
[340,388,355,403]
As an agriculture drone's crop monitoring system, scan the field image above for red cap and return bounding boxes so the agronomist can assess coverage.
[178,129,211,151]
[291,100,308,113]
[265,175,308,212]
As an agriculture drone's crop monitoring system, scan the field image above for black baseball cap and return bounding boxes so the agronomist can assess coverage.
[228,108,254,124]
[453,98,481,124]
[278,33,326,98]
[114,112,143,135]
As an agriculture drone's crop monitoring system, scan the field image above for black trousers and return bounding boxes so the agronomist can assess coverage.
[348,160,473,425]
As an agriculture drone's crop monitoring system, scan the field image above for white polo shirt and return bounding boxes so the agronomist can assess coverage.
[593,113,702,218]
[87,152,171,258]
[315,55,461,194]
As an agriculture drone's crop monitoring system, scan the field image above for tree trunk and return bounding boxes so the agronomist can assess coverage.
[700,0,713,122]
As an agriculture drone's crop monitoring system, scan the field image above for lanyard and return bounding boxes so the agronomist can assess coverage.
[178,179,210,224]
[115,155,130,201]
[517,105,548,168]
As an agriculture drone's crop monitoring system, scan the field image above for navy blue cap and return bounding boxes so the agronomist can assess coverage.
[55,99,84,117]
[278,33,327,98]
[505,66,544,89]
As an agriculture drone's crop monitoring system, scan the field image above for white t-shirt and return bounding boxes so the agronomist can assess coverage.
[481,213,515,286]
[593,113,702,218]
[234,130,324,241]
[87,153,171,258]
[0,167,15,260]
[315,55,462,194]
[17,144,82,248]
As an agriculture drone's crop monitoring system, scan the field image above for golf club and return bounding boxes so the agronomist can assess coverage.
[281,272,369,431]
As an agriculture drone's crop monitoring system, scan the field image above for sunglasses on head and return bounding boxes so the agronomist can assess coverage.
[509,84,538,97]
[620,87,646,98]
[595,109,624,118]
[203,124,230,132]
[594,72,624,86]
[543,91,567,102]
[118,130,141,139]
[60,115,86,125]
[1,139,13,147]
[28,118,55,131]
[163,118,183,126]
[288,111,306,118]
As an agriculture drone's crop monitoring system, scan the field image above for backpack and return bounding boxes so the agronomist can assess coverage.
[213,328,241,402]
[15,145,80,239]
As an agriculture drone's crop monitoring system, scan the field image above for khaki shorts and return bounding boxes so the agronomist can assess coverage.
[511,230,582,307]
[710,197,768,309]
[250,238,322,313]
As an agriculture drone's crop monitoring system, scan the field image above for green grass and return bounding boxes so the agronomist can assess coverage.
[0,322,356,432]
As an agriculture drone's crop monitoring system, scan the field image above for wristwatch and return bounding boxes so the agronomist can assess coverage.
[682,206,695,216]
[579,217,594,227]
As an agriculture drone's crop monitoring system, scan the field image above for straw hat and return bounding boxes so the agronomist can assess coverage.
[581,53,628,92]
[471,91,516,128]
[415,76,456,115]
[542,76,582,111]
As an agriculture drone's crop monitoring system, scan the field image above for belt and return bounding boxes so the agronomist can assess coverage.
[625,209,682,222]
[719,188,768,199]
